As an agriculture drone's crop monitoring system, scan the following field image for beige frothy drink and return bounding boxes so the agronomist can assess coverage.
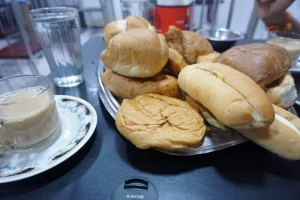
[267,38,300,66]
[0,87,61,149]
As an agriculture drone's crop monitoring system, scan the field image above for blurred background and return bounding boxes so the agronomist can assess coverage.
[0,0,300,78]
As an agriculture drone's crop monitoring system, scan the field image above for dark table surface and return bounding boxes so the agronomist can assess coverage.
[1,37,300,200]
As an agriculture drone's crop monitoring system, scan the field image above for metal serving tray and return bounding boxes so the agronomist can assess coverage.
[97,60,248,156]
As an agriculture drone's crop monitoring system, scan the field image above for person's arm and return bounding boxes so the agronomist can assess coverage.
[255,0,300,32]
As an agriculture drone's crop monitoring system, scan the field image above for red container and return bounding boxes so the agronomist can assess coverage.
[155,5,193,33]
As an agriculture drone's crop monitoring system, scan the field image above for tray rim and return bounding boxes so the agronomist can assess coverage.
[97,60,249,156]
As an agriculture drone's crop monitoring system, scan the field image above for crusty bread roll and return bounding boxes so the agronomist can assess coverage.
[235,105,300,160]
[164,26,213,64]
[101,69,182,99]
[265,72,297,109]
[163,26,184,55]
[197,52,220,63]
[163,48,187,77]
[101,29,169,78]
[182,30,213,64]
[216,43,291,89]
[103,16,156,44]
[178,63,275,129]
[115,93,206,150]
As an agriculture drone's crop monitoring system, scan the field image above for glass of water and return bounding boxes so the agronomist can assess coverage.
[29,7,84,87]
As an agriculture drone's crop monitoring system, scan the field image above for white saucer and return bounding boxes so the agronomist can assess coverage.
[0,95,97,183]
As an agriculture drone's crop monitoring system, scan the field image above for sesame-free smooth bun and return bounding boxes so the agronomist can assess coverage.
[115,93,206,150]
[178,63,275,129]
[236,105,300,160]
[101,29,169,78]
[101,69,182,99]
[216,43,291,89]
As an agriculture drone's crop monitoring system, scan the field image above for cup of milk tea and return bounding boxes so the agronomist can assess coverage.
[0,75,61,154]
[266,30,300,67]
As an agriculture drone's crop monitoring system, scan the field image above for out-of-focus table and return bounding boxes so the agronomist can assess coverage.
[1,37,300,200]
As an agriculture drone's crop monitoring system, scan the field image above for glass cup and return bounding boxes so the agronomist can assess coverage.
[266,30,300,67]
[0,75,61,154]
[29,7,84,87]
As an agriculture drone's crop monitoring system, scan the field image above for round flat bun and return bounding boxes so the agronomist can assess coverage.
[115,93,206,150]
[236,105,300,160]
[265,72,297,109]
[101,69,182,99]
[163,48,187,77]
[101,29,169,78]
[178,63,275,129]
[216,43,291,89]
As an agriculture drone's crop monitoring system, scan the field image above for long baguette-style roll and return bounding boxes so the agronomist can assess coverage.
[236,105,300,160]
[178,63,275,129]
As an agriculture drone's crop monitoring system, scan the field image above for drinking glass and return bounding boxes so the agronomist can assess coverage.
[29,7,84,87]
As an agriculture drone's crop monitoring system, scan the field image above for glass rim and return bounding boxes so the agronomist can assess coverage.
[0,74,52,106]
[268,30,300,40]
[29,6,78,19]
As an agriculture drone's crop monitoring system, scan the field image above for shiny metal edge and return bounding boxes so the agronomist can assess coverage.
[97,62,119,118]
[97,60,248,156]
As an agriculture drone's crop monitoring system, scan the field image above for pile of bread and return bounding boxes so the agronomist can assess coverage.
[100,16,300,160]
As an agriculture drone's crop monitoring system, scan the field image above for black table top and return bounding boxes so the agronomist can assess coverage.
[1,37,300,200]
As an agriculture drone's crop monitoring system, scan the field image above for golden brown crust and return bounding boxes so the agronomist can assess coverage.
[164,26,213,64]
[101,69,182,99]
[115,93,206,150]
[197,52,221,63]
[126,16,156,31]
[178,63,275,129]
[103,20,126,44]
[163,26,184,55]
[236,105,300,160]
[216,43,291,89]
[182,30,213,64]
[163,48,187,77]
[102,16,155,44]
[100,29,169,78]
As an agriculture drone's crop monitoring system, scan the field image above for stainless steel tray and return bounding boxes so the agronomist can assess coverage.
[97,60,248,156]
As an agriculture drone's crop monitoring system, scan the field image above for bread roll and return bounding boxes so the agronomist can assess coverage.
[182,30,213,64]
[236,105,300,160]
[101,69,182,99]
[164,26,213,64]
[197,52,220,63]
[178,63,275,129]
[103,20,126,44]
[216,43,291,89]
[163,48,187,77]
[101,29,169,78]
[115,93,206,150]
[265,72,297,109]
[103,16,155,44]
